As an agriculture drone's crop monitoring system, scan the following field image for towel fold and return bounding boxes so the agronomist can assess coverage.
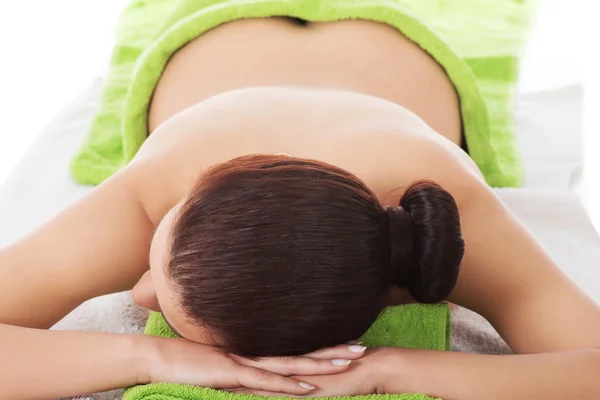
[70,0,536,188]
[123,304,450,400]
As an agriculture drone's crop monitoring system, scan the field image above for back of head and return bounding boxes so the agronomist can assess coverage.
[167,155,464,357]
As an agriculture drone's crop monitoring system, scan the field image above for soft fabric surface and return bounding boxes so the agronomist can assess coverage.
[123,305,448,400]
[0,78,591,400]
[125,386,436,400]
[70,0,535,188]
[142,305,450,349]
[515,85,584,189]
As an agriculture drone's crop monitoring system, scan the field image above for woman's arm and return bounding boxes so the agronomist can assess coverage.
[380,136,600,352]
[0,164,160,397]
[261,348,600,399]
[0,324,142,399]
[451,185,600,353]
[1,323,364,400]
[382,347,600,400]
[0,165,155,328]
[386,137,600,353]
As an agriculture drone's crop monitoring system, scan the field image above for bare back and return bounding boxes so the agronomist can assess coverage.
[149,18,461,142]
[137,18,470,221]
[136,87,478,225]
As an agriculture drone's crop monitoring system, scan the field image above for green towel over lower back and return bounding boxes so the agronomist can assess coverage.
[70,0,536,188]
[124,304,450,400]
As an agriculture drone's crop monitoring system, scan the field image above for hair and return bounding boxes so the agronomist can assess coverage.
[166,154,464,357]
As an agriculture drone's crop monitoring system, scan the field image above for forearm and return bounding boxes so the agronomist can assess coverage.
[386,349,600,400]
[0,323,149,399]
[0,169,153,329]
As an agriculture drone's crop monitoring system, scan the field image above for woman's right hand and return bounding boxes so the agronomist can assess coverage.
[140,336,367,395]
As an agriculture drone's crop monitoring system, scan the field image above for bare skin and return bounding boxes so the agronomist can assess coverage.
[0,18,599,399]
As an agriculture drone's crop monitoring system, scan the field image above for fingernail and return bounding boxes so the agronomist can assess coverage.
[299,382,315,390]
[349,345,367,353]
[331,359,352,366]
[347,340,363,345]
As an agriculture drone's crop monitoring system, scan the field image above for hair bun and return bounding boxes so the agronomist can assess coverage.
[386,181,464,303]
[386,205,417,287]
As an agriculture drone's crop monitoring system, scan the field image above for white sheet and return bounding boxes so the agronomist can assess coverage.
[0,79,598,400]
[0,80,99,246]
[516,85,584,189]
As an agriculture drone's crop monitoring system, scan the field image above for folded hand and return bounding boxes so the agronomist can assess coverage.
[228,347,398,398]
[144,337,367,395]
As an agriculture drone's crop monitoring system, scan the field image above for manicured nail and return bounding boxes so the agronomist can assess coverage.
[349,345,367,353]
[299,382,315,390]
[347,340,363,345]
[331,359,352,366]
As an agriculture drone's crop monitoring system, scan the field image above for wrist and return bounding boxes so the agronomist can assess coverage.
[371,348,425,394]
[132,334,162,385]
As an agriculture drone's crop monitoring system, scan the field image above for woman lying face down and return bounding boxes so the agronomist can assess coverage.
[133,155,464,356]
[2,8,600,399]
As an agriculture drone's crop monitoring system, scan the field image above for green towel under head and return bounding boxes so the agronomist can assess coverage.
[70,0,536,188]
[124,304,450,400]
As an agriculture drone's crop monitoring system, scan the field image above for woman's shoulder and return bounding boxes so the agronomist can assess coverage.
[339,129,487,209]
[127,87,488,223]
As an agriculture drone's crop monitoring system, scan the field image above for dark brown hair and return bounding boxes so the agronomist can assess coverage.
[167,155,464,357]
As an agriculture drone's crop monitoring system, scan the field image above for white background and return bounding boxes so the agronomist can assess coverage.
[0,0,599,225]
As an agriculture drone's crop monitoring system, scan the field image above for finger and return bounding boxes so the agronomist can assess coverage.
[226,388,303,397]
[235,366,317,395]
[232,354,352,376]
[302,343,367,360]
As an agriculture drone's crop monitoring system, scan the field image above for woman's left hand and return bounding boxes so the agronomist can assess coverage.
[228,347,406,397]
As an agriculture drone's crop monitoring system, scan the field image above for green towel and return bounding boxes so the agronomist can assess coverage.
[70,0,536,188]
[124,304,450,400]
